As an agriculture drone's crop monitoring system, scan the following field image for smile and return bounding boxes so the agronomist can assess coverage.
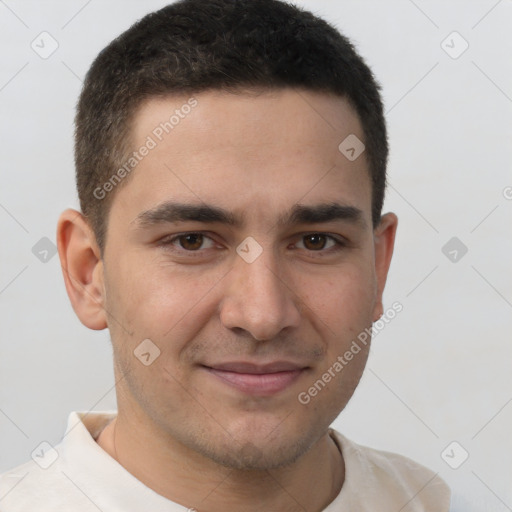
[201,361,308,396]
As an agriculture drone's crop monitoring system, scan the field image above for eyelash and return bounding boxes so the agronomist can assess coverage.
[158,232,347,257]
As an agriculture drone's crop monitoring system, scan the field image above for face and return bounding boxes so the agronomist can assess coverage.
[100,89,394,470]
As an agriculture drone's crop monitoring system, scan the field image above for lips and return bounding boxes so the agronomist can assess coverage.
[208,361,304,374]
[202,361,307,395]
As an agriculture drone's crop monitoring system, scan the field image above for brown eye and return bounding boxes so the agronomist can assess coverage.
[178,233,204,250]
[302,234,327,250]
[159,232,217,254]
[295,233,344,254]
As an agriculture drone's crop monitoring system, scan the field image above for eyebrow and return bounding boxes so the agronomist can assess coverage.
[132,201,366,230]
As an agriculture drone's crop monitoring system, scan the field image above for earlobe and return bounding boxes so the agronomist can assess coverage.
[56,208,108,330]
[372,212,398,322]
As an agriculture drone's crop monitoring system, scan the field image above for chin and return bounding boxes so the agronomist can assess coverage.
[189,419,322,471]
[205,437,312,471]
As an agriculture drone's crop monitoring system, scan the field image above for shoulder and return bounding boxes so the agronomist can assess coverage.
[329,429,451,511]
[0,409,115,512]
[0,458,73,511]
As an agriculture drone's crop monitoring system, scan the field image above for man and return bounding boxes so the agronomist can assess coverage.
[0,0,451,510]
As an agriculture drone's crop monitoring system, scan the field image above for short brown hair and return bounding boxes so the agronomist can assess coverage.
[75,0,388,254]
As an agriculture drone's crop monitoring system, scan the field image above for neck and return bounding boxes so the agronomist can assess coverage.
[96,409,344,512]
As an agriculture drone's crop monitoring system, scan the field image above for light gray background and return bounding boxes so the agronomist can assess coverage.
[1,1,511,510]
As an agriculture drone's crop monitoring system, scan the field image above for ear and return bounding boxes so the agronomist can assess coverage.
[56,208,107,330]
[372,212,398,322]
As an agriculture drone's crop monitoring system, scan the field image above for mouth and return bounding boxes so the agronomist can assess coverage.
[201,361,308,396]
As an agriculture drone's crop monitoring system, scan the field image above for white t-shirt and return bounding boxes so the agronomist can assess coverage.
[0,411,451,511]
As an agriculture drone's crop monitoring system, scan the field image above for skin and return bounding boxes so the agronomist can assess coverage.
[57,88,397,512]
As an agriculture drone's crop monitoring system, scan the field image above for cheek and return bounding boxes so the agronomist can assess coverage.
[298,261,377,333]
[105,253,227,343]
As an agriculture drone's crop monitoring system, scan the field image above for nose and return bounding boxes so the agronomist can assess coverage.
[219,247,302,341]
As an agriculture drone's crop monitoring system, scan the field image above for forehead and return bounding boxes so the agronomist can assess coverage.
[132,88,364,155]
[112,89,371,226]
